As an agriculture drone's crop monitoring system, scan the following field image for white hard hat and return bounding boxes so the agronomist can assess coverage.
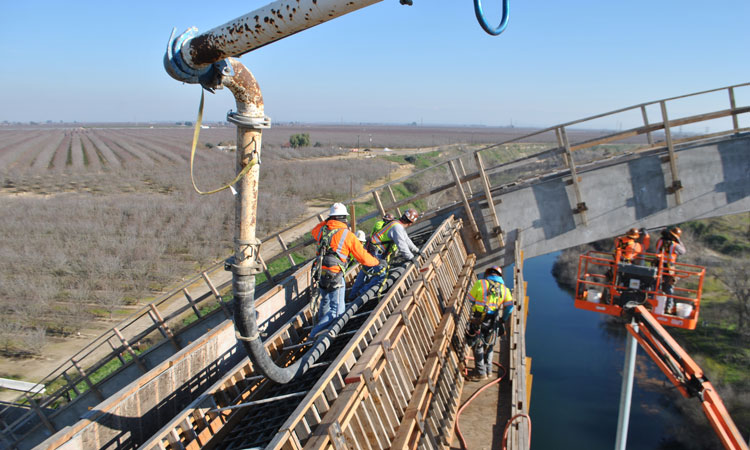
[355,230,366,242]
[329,202,349,217]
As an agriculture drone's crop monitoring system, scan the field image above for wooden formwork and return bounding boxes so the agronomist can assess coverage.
[507,231,531,449]
[294,241,475,449]
[143,216,470,450]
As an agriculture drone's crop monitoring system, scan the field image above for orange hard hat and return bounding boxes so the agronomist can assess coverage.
[669,226,682,239]
[626,228,640,238]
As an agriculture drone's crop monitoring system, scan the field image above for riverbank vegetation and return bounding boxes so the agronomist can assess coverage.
[552,214,750,449]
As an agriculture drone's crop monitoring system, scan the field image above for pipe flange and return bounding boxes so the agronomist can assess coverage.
[227,112,271,129]
[164,27,211,84]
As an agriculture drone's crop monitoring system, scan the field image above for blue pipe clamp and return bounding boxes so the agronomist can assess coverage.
[474,0,510,36]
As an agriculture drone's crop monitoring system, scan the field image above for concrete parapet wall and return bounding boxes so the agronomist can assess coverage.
[41,269,314,450]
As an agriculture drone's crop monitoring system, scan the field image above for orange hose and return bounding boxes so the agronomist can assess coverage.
[455,361,506,449]
[501,413,531,450]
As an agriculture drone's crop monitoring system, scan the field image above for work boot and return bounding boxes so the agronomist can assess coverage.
[479,373,489,381]
[465,371,481,382]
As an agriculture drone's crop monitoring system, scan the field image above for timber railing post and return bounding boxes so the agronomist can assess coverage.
[386,185,402,217]
[149,303,181,351]
[660,100,683,205]
[372,190,386,217]
[559,127,589,226]
[202,271,231,318]
[729,87,739,134]
[70,358,105,401]
[448,160,486,253]
[474,151,504,247]
[641,104,654,146]
[276,234,296,267]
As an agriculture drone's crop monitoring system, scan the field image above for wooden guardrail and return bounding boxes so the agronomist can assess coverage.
[140,216,471,450]
[507,230,532,449]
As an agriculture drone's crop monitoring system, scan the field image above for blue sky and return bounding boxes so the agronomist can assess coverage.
[1,1,748,128]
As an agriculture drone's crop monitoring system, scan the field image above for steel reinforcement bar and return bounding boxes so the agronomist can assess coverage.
[140,216,468,450]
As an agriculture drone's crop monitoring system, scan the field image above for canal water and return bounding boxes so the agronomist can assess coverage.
[512,252,686,450]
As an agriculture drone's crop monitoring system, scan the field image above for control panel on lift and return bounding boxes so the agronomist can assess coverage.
[573,249,706,329]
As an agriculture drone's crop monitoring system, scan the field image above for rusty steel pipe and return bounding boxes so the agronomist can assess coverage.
[165,0,383,83]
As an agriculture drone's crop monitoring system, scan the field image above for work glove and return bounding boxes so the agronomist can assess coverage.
[365,261,386,276]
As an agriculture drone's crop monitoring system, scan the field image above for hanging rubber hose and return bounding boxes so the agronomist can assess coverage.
[455,361,507,449]
[473,0,510,36]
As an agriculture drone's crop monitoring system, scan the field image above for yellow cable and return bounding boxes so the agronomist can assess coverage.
[190,89,256,195]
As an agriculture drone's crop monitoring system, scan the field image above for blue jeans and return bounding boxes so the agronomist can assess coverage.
[473,341,494,376]
[349,267,385,300]
[311,284,345,337]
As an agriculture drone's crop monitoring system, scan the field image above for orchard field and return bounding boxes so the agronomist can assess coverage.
[0,122,560,360]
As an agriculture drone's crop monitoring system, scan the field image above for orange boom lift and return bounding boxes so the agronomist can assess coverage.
[573,248,748,450]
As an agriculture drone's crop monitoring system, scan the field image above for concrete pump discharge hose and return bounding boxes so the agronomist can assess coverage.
[233,265,407,384]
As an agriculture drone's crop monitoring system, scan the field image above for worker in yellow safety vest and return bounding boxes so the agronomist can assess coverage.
[348,209,420,301]
[465,266,514,381]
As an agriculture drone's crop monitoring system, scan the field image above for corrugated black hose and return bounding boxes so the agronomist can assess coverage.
[233,265,407,384]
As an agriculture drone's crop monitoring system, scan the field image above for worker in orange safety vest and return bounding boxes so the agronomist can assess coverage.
[614,227,651,264]
[655,226,686,314]
[310,203,380,338]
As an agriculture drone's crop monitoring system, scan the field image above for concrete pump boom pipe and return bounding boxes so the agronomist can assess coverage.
[200,56,409,384]
[164,0,385,85]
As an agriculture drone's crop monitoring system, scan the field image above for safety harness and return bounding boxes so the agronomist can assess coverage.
[370,220,399,260]
[311,225,349,291]
[466,280,512,350]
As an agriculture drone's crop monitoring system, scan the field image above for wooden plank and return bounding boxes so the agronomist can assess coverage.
[0,378,45,394]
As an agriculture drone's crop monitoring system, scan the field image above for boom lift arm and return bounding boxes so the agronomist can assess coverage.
[624,304,748,450]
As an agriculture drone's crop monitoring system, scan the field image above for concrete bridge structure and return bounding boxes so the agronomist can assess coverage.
[3,83,749,449]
